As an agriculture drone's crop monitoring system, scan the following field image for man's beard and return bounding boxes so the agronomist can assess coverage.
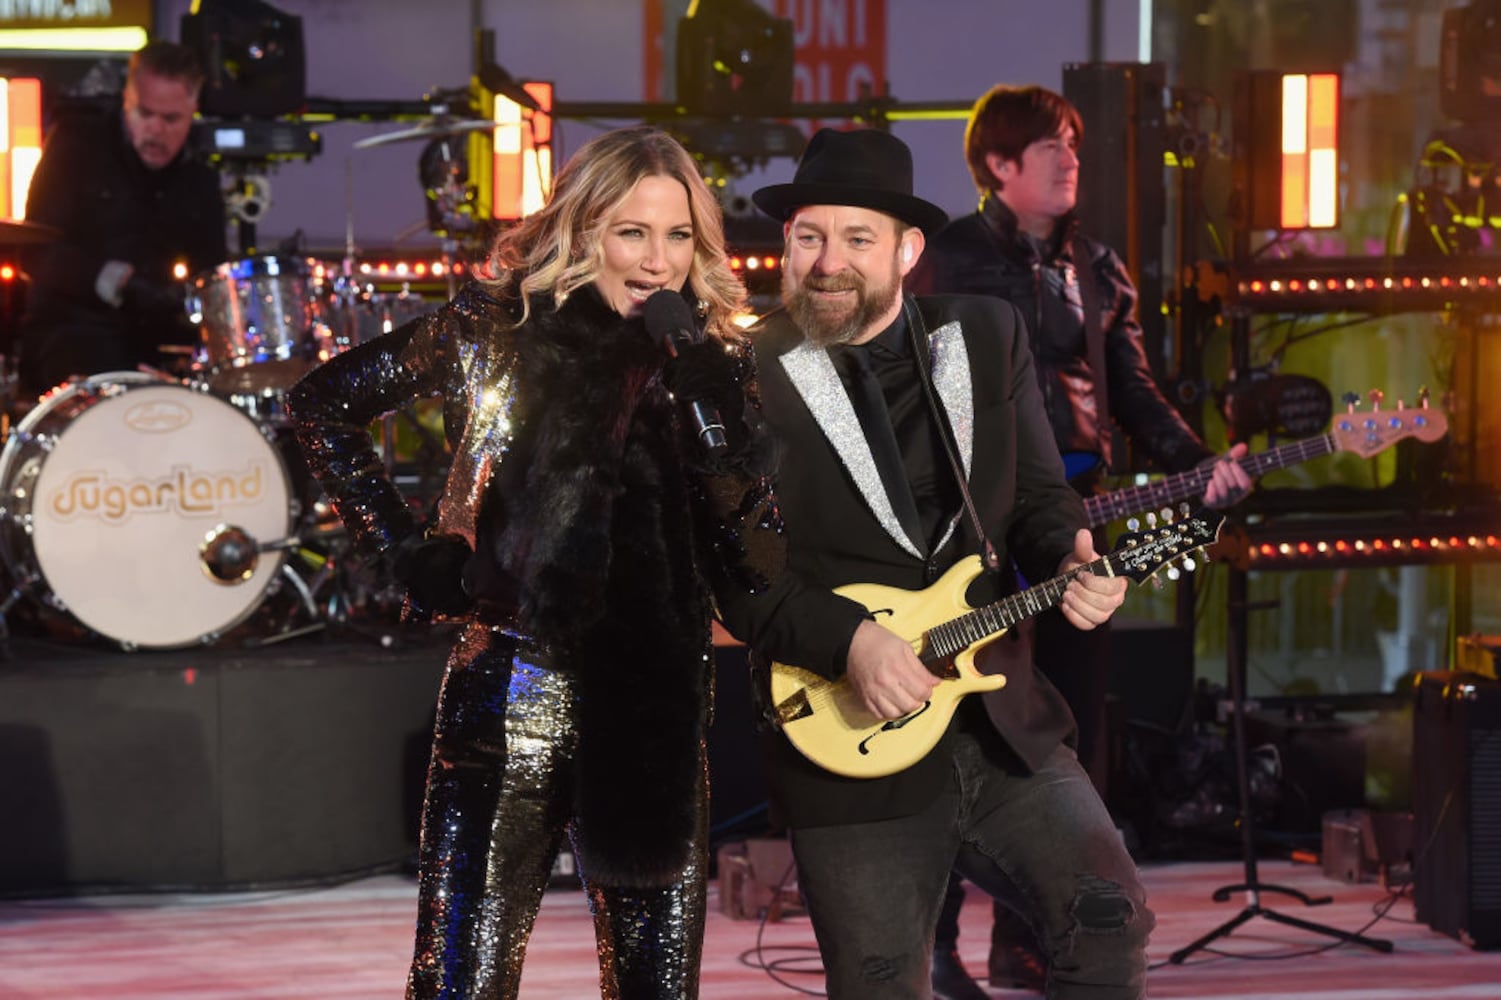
[783,262,901,347]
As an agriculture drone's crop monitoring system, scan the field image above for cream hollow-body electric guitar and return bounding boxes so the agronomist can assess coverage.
[769,510,1225,779]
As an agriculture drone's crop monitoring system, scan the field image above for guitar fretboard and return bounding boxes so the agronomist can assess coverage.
[918,516,1221,665]
[921,556,1108,663]
[1082,433,1336,525]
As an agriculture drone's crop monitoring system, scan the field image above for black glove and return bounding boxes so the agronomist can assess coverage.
[662,339,747,453]
[390,533,474,617]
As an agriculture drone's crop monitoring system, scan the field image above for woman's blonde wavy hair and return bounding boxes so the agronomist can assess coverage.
[483,125,747,339]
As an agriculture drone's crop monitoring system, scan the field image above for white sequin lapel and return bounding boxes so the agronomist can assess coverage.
[779,341,924,559]
[926,319,972,554]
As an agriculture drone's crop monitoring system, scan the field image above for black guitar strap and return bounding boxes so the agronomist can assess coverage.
[1071,236,1116,474]
[901,296,1001,572]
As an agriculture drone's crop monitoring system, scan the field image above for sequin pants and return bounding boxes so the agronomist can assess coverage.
[406,623,708,1000]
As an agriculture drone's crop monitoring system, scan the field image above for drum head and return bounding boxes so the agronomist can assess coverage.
[25,382,293,649]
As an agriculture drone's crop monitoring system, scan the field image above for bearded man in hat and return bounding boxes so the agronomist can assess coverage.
[713,128,1154,999]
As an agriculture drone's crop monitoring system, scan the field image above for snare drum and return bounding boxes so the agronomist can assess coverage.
[188,255,335,393]
[0,372,295,649]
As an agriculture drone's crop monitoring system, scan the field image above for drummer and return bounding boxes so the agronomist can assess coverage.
[17,40,227,395]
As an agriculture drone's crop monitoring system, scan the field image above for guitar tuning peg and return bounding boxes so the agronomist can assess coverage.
[1342,391,1360,411]
[1418,385,1430,407]
[1160,506,1175,523]
[1166,565,1182,582]
[1396,397,1406,411]
[1145,511,1159,528]
[1126,517,1140,532]
[1367,388,1384,409]
[1178,502,1191,518]
[1183,555,1197,573]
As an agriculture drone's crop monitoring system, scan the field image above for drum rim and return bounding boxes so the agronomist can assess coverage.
[192,253,315,287]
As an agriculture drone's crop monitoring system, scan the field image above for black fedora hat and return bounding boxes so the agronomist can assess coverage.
[753,128,948,235]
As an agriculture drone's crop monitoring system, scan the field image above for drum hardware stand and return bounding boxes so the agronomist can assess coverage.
[242,527,408,650]
[226,170,275,256]
[439,236,462,299]
[239,563,324,649]
[0,581,24,660]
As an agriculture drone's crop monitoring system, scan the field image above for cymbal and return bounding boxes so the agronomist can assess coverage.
[0,218,61,245]
[352,117,496,151]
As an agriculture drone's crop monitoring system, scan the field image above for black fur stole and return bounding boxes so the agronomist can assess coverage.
[492,288,711,887]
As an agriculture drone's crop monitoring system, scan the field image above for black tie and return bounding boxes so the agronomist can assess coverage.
[841,347,927,555]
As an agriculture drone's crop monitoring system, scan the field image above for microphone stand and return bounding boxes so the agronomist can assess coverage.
[1169,320,1392,963]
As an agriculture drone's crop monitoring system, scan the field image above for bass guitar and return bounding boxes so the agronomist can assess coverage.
[1084,400,1447,527]
[768,509,1225,779]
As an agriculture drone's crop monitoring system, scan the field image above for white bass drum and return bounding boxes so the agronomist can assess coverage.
[0,372,295,649]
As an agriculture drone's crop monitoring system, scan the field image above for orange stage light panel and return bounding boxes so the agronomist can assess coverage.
[492,81,554,222]
[1,77,42,221]
[1278,73,1340,230]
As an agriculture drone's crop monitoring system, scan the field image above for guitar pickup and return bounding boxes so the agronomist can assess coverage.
[774,689,814,726]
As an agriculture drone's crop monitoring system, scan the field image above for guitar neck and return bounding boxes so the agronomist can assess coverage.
[1081,433,1336,525]
[921,557,1108,664]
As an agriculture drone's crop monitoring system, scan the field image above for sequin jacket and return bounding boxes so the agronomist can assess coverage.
[287,280,783,616]
[287,280,785,885]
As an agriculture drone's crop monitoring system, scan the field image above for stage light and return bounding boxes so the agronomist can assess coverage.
[0,77,41,221]
[1231,262,1501,311]
[676,0,794,117]
[1232,70,1342,235]
[489,81,553,222]
[181,0,307,118]
[0,28,148,52]
[1280,73,1339,228]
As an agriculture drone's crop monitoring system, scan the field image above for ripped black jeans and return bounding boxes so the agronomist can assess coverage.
[790,729,1153,999]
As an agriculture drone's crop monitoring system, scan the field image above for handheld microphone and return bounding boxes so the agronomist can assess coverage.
[642,289,729,457]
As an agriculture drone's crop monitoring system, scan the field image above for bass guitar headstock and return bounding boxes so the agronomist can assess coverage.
[1331,389,1447,458]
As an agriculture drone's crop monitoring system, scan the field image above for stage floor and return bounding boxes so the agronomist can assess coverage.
[1,859,1496,998]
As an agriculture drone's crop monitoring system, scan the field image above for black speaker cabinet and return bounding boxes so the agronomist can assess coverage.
[0,639,444,894]
[1062,62,1168,381]
[1413,671,1501,950]
[1107,618,1194,732]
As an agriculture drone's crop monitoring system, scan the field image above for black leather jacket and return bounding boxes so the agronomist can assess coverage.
[909,194,1211,476]
[19,109,226,388]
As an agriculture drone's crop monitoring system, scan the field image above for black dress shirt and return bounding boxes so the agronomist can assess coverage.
[836,308,962,562]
